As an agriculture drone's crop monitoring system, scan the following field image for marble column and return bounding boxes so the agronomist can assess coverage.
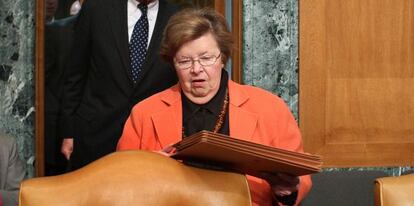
[243,0,298,118]
[0,0,35,177]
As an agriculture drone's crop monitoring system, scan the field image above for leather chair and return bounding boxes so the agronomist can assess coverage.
[374,173,414,206]
[19,150,251,206]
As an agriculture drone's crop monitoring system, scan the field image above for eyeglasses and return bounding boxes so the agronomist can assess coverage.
[174,53,221,70]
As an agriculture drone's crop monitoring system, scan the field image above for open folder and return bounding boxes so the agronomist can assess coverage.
[171,131,322,177]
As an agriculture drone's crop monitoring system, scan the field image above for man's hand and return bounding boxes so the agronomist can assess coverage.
[61,138,74,160]
[261,172,300,197]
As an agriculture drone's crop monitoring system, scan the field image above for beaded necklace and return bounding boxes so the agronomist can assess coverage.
[182,89,229,138]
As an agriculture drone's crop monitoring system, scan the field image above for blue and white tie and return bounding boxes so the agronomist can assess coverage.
[129,4,148,83]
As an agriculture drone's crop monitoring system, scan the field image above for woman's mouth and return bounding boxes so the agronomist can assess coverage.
[191,79,205,87]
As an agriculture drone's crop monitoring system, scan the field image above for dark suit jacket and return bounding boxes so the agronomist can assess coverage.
[44,15,77,175]
[60,0,178,169]
[45,15,77,116]
[54,0,77,19]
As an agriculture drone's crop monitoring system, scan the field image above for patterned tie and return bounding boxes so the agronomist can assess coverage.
[129,4,149,83]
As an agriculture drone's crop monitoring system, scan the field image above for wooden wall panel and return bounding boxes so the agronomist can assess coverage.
[299,0,414,167]
[35,0,45,177]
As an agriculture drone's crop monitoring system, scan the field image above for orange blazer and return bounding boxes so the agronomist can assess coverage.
[117,80,312,206]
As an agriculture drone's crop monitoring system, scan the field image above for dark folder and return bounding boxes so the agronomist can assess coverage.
[171,131,322,177]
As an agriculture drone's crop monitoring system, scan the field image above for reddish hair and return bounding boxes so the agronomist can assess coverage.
[160,8,234,65]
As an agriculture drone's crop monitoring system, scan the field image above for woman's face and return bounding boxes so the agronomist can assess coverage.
[174,33,224,104]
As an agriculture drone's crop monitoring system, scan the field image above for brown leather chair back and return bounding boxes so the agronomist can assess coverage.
[374,173,414,206]
[19,151,251,206]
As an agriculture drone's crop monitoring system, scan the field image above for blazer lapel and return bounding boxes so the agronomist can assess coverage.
[151,85,182,148]
[228,81,258,141]
[150,81,258,147]
[108,0,133,83]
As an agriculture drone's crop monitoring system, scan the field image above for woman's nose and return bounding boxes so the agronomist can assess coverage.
[190,60,203,73]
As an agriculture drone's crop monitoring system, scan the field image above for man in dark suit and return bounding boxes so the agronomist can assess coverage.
[60,0,178,170]
[44,15,78,175]
[54,0,77,19]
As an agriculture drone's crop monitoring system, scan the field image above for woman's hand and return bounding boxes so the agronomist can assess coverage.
[156,144,176,157]
[261,172,300,197]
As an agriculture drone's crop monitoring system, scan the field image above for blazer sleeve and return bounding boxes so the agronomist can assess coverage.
[0,138,26,206]
[59,1,93,138]
[274,100,312,205]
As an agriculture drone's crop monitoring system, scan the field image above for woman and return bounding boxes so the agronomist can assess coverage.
[117,8,311,206]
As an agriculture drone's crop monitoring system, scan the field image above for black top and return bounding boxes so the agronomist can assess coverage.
[182,70,229,138]
[181,70,298,205]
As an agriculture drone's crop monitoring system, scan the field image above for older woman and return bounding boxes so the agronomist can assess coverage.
[117,8,311,206]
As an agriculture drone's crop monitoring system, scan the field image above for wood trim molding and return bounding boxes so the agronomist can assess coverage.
[214,0,225,15]
[35,0,45,177]
[231,0,243,83]
[214,0,243,83]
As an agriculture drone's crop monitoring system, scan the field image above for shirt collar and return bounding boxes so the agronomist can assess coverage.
[182,70,229,117]
[128,0,158,11]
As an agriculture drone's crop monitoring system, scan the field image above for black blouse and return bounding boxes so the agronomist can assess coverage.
[181,70,297,205]
[182,70,229,138]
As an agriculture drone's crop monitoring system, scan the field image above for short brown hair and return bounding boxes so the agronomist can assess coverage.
[160,8,233,65]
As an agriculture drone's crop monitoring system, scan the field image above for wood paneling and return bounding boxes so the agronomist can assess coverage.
[231,0,242,83]
[214,0,225,15]
[300,0,414,167]
[35,0,45,176]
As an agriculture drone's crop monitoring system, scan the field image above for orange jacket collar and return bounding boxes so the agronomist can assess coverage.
[151,81,258,147]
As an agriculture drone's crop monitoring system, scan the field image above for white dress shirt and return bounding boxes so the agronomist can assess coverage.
[70,0,82,15]
[127,0,159,48]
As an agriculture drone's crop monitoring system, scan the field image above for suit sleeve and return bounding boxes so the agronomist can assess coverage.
[275,100,312,205]
[44,25,58,86]
[59,1,93,138]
